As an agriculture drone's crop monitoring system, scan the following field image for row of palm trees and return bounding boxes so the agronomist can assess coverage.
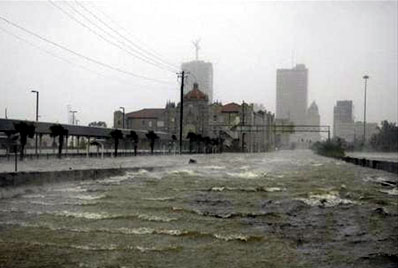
[9,122,162,160]
[9,122,224,160]
[109,129,159,157]
[186,132,224,154]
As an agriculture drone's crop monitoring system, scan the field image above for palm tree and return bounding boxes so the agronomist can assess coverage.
[202,136,211,154]
[211,138,219,154]
[171,134,177,153]
[186,132,197,153]
[110,129,124,157]
[196,134,203,153]
[13,122,36,160]
[49,124,68,159]
[127,130,139,156]
[146,130,159,154]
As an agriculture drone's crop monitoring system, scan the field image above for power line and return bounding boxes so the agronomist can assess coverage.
[84,1,178,70]
[74,0,179,72]
[65,1,177,73]
[49,0,176,73]
[0,14,174,84]
[0,25,176,91]
[0,25,103,77]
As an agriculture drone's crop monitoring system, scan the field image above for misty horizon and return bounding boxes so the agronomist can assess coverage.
[0,0,397,129]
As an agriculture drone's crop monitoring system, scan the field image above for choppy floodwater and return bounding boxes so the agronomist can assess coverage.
[1,150,397,268]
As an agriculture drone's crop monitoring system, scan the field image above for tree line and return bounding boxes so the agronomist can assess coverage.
[5,122,163,160]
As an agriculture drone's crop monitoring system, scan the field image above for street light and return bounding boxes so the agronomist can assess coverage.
[31,90,39,157]
[120,107,125,128]
[363,75,369,144]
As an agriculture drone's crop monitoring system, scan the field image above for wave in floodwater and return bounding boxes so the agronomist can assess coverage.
[53,210,177,222]
[226,171,266,179]
[142,197,176,201]
[296,191,357,207]
[0,221,262,243]
[380,188,398,195]
[1,151,397,267]
[169,169,197,176]
[209,186,284,192]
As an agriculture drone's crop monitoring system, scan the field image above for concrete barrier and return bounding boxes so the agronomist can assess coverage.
[0,166,158,199]
[341,156,398,174]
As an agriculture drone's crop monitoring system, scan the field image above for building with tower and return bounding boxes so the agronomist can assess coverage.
[181,40,214,102]
[181,61,213,103]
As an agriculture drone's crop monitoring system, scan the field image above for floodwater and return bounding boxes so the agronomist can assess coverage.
[0,150,397,268]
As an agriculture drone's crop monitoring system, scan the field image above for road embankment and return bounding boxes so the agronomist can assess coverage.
[341,156,398,174]
[0,167,157,199]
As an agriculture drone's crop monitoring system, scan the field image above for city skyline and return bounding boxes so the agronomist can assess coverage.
[0,1,397,129]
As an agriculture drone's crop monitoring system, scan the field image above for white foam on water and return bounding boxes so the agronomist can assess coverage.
[380,188,398,195]
[115,227,154,235]
[264,187,285,192]
[51,186,87,193]
[213,233,250,242]
[21,194,46,199]
[54,211,110,220]
[203,165,226,170]
[29,200,57,206]
[311,163,323,167]
[211,186,225,192]
[99,175,130,185]
[137,213,177,222]
[72,194,106,200]
[239,165,250,170]
[296,191,357,207]
[134,245,180,252]
[227,171,259,179]
[142,197,175,201]
[170,169,196,176]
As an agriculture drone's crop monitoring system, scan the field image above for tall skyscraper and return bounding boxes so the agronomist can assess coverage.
[276,64,308,125]
[333,100,354,140]
[306,101,321,142]
[181,60,213,103]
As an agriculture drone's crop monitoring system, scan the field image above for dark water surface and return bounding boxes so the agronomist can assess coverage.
[1,150,397,268]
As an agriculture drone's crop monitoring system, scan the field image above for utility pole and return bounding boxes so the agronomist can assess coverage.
[242,101,245,152]
[363,75,369,144]
[178,71,186,154]
[31,90,39,158]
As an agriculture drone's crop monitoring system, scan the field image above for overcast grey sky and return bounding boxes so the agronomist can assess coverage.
[0,0,397,128]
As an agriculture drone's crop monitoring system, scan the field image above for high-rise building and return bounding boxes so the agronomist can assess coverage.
[181,60,213,103]
[333,100,354,140]
[276,64,308,125]
[305,101,321,142]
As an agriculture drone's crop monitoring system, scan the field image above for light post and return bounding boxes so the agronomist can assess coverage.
[120,107,125,128]
[363,75,369,144]
[70,110,77,151]
[31,90,39,157]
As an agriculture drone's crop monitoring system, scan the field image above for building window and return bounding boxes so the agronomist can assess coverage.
[142,120,145,126]
[213,115,217,121]
[157,121,164,127]
[149,121,153,128]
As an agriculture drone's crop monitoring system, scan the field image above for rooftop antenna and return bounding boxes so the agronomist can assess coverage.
[192,38,201,60]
